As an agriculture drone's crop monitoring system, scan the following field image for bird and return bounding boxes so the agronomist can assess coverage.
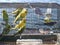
[44,15,56,26]
[12,18,26,30]
[43,8,57,26]
[12,8,23,18]
[2,10,9,25]
[2,10,11,34]
[14,8,27,23]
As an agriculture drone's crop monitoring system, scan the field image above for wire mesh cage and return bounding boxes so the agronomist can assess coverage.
[0,3,59,42]
[0,3,59,34]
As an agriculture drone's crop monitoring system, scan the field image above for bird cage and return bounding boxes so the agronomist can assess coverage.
[0,3,58,43]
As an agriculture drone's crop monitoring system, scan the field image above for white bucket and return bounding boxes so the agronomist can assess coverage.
[16,39,42,45]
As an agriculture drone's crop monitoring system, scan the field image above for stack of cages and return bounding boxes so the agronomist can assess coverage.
[0,3,58,43]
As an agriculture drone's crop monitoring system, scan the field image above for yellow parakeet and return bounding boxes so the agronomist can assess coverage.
[12,18,26,30]
[14,8,27,23]
[44,17,51,23]
[12,8,19,14]
[12,8,23,17]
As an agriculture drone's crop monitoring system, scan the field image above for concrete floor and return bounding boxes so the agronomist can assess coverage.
[0,42,58,45]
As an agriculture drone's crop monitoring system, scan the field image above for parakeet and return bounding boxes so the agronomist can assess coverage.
[13,18,26,37]
[2,10,8,24]
[12,8,23,17]
[12,18,26,30]
[44,14,56,26]
[12,8,27,36]
[44,8,53,23]
[2,10,11,35]
[14,26,25,36]
[44,16,52,23]
[14,8,27,23]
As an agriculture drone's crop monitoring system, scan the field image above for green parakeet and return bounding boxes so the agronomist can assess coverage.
[2,10,8,25]
[2,10,11,34]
